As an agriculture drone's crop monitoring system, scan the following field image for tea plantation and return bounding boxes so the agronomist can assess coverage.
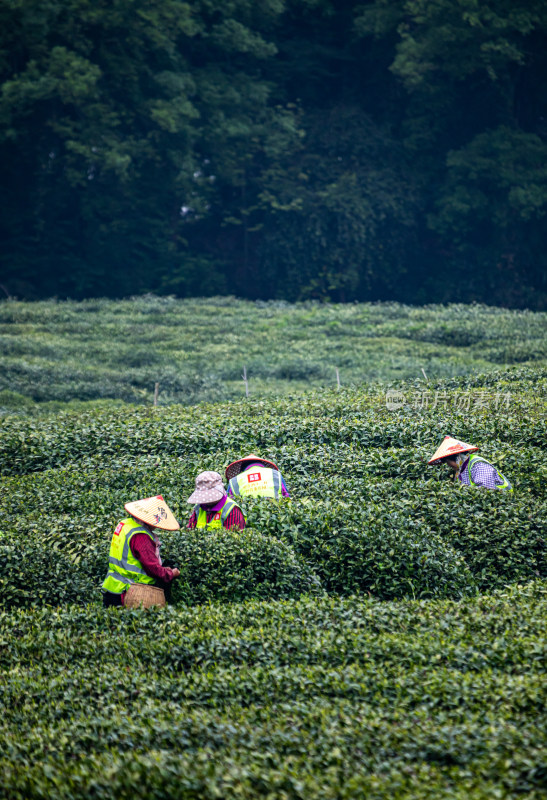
[0,299,546,798]
[1,297,546,410]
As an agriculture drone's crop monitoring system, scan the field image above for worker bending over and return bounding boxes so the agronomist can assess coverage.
[102,495,181,607]
[187,471,246,530]
[428,436,512,490]
[226,453,290,499]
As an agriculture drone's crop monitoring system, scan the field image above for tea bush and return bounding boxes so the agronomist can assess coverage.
[166,529,322,605]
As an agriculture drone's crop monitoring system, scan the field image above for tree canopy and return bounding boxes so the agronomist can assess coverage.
[1,0,546,307]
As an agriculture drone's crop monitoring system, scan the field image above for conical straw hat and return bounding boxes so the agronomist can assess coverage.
[225,453,279,481]
[124,495,180,531]
[428,435,478,465]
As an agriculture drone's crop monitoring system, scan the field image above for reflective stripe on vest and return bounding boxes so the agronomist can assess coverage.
[194,498,245,530]
[102,518,157,595]
[465,455,512,491]
[228,467,281,499]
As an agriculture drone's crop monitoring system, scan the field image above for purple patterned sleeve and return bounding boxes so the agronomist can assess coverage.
[469,461,504,489]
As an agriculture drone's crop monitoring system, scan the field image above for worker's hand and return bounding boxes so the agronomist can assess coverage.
[171,568,181,579]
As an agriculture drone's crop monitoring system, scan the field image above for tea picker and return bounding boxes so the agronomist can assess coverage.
[102,495,181,608]
[225,453,290,499]
[187,471,246,530]
[428,436,512,490]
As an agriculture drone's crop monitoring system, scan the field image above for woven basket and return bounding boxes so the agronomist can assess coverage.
[125,584,166,609]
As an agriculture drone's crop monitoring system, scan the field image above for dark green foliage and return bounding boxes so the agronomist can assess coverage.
[257,105,418,301]
[1,1,547,306]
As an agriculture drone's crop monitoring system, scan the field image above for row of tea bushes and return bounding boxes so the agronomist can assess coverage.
[0,583,545,799]
[0,366,545,477]
[0,526,322,609]
[1,298,545,407]
[243,490,545,594]
[0,474,544,607]
[0,523,472,609]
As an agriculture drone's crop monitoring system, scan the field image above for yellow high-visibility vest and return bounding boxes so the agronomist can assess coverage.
[194,498,245,529]
[228,467,282,499]
[102,517,157,595]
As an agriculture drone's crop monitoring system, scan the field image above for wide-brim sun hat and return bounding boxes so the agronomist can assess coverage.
[225,453,279,481]
[187,471,226,504]
[428,435,478,465]
[124,495,180,531]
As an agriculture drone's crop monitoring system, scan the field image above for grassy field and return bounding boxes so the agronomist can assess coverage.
[0,298,546,798]
[0,296,546,410]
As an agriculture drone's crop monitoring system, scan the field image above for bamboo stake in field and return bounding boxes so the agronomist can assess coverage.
[242,366,249,397]
[153,382,159,406]
[335,367,341,389]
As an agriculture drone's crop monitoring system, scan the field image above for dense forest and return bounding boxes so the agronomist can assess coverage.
[1,0,546,308]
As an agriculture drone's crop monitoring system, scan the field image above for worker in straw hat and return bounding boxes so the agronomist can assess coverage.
[187,470,246,530]
[225,454,290,499]
[428,435,512,491]
[102,495,181,607]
